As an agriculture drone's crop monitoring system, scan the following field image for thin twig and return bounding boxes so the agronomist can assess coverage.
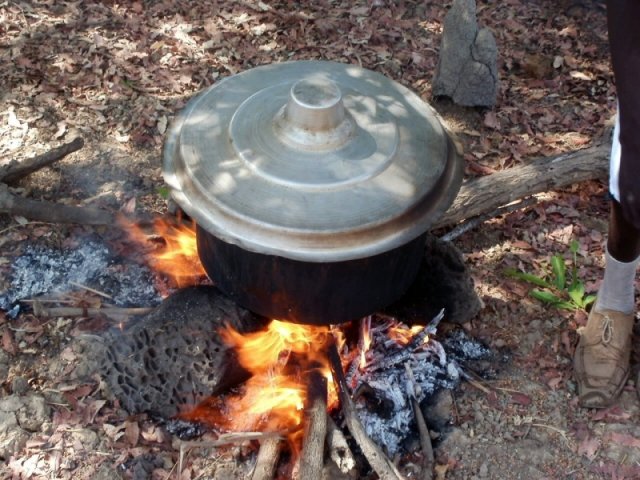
[180,431,284,451]
[441,197,536,242]
[68,281,113,299]
[0,221,53,236]
[455,363,493,394]
[31,303,153,320]
[405,363,435,480]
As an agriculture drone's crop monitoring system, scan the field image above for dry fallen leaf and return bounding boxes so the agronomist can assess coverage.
[157,115,168,135]
[606,432,640,448]
[1,325,17,355]
[483,111,500,129]
[103,423,126,441]
[577,435,600,460]
[125,420,140,447]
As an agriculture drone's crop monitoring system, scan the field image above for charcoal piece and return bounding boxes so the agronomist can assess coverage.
[77,286,266,418]
[164,419,206,440]
[383,235,481,324]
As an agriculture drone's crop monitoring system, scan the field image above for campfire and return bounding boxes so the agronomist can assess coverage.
[114,217,489,480]
[0,209,486,479]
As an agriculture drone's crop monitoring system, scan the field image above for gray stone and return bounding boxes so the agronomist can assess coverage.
[0,394,52,435]
[14,395,52,432]
[69,429,100,451]
[0,410,29,460]
[0,395,22,413]
[11,376,29,395]
[0,350,9,383]
[432,0,498,107]
[422,388,454,432]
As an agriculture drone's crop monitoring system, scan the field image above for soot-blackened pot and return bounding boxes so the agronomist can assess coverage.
[163,61,463,324]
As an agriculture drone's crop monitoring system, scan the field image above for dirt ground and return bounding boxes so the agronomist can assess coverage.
[2,1,639,479]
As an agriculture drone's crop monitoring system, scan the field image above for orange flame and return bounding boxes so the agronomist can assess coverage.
[359,316,372,369]
[388,324,426,345]
[120,217,206,288]
[185,319,338,437]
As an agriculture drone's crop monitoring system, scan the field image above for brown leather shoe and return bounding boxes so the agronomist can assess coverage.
[573,307,634,408]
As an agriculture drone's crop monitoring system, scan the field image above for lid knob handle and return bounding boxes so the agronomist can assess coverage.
[284,78,345,131]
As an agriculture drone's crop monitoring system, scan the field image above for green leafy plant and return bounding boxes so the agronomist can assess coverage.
[157,186,171,199]
[505,240,597,311]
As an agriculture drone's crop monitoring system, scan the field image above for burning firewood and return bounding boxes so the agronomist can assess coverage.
[367,309,444,373]
[299,367,328,479]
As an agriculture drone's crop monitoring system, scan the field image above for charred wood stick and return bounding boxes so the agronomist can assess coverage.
[299,367,328,480]
[0,183,114,225]
[328,339,406,480]
[251,436,282,480]
[0,137,84,184]
[31,303,153,320]
[369,309,444,373]
[435,143,610,229]
[326,417,357,476]
[404,364,434,480]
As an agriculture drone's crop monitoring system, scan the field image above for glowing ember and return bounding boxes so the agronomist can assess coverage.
[120,217,206,288]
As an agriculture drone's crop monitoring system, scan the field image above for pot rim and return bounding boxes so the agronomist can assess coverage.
[163,61,463,262]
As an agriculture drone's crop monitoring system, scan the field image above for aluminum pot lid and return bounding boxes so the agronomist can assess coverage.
[163,61,463,262]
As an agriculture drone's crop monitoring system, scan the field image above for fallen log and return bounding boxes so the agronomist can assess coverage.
[0,183,114,225]
[0,137,84,184]
[436,143,610,229]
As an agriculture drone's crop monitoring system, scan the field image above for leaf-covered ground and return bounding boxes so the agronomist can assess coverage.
[2,1,639,479]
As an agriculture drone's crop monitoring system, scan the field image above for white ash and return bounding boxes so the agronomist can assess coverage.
[0,239,161,314]
[352,322,489,456]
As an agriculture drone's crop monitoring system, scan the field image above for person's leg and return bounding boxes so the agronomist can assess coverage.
[594,201,640,315]
[574,0,640,408]
[574,200,639,408]
[607,201,640,264]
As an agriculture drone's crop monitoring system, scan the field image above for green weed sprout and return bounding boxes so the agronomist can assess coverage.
[504,240,597,311]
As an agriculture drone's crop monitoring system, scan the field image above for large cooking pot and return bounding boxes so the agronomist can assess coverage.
[163,61,463,325]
